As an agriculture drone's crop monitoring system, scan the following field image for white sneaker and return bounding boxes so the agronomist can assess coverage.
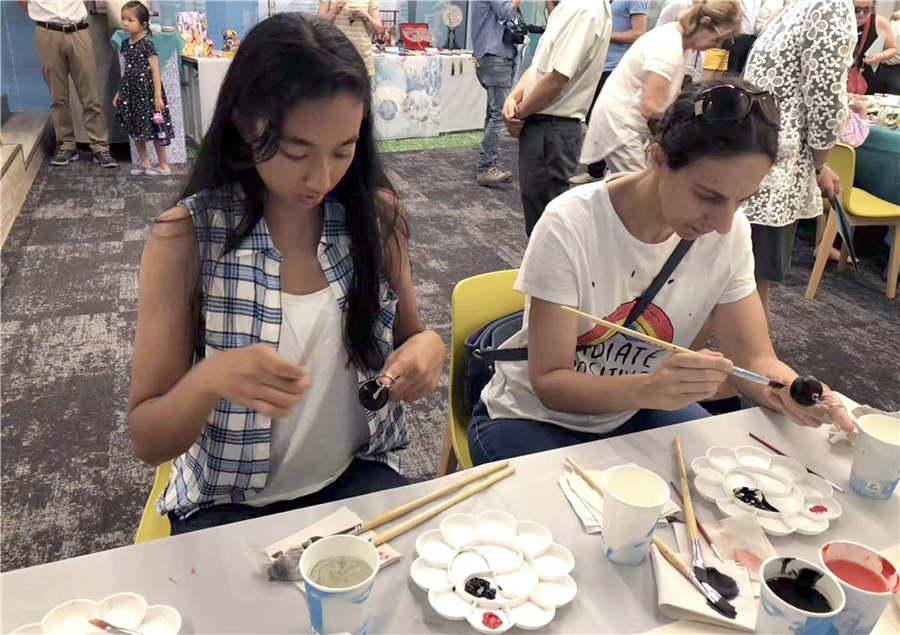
[145,166,172,176]
[568,172,598,186]
[477,167,513,187]
[130,166,148,176]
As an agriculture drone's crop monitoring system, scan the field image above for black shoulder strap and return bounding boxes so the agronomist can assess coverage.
[622,238,693,329]
[476,238,694,363]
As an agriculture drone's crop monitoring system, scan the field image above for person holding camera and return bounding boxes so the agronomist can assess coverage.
[471,0,521,188]
[503,0,612,237]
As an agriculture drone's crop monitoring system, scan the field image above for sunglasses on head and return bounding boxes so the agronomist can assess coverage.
[693,85,780,128]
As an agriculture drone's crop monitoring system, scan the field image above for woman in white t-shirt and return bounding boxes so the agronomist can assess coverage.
[469,79,855,465]
[581,0,740,174]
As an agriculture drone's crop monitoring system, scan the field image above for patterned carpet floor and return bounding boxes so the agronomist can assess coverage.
[2,140,898,571]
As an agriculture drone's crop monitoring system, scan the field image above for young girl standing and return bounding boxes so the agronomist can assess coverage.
[114,1,173,176]
[127,13,445,533]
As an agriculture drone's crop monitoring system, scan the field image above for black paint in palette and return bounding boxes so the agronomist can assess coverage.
[767,563,833,614]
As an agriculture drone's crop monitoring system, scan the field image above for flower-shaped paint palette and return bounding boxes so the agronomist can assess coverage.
[9,593,181,635]
[692,446,842,536]
[410,511,576,633]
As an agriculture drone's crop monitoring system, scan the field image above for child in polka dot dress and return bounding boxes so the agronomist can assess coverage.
[114,1,174,176]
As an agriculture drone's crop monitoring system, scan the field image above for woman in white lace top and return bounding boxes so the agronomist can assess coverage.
[741,0,856,310]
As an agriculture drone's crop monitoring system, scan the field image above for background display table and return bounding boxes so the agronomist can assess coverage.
[180,55,232,146]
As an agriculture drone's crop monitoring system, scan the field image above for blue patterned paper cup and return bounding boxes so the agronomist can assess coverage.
[601,465,670,566]
[299,535,380,635]
[758,556,846,635]
[850,414,900,500]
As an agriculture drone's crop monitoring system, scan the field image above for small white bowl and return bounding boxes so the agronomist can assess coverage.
[515,521,552,557]
[416,528,454,567]
[532,575,577,608]
[141,604,182,635]
[707,446,738,473]
[41,599,99,635]
[734,445,773,469]
[532,544,575,580]
[7,623,42,635]
[476,510,517,542]
[427,588,472,621]
[802,496,843,521]
[98,592,148,631]
[410,557,451,592]
[510,600,555,630]
[440,513,478,549]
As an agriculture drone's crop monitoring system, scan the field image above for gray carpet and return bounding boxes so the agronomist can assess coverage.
[2,141,898,572]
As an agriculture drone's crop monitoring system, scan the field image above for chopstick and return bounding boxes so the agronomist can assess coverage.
[360,461,510,533]
[371,466,515,545]
[674,437,700,548]
[565,456,736,619]
[748,433,845,493]
[670,480,724,562]
[560,306,785,390]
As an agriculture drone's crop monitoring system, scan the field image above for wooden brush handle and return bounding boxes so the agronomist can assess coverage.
[652,535,694,582]
[371,467,515,546]
[561,307,692,355]
[565,457,605,498]
[674,436,699,544]
[360,461,510,532]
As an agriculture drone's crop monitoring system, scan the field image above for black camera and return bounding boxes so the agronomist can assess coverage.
[502,8,528,46]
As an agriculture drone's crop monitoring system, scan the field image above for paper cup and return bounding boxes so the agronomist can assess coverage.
[299,535,380,635]
[758,556,846,634]
[601,465,669,566]
[850,414,900,500]
[821,540,900,635]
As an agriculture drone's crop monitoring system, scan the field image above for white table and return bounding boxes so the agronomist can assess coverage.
[180,56,232,145]
[3,408,897,633]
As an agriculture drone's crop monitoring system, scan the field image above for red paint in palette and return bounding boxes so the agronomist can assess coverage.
[827,559,892,593]
[482,612,503,629]
[809,504,828,514]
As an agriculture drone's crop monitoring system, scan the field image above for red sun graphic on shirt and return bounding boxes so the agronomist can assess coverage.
[576,299,674,347]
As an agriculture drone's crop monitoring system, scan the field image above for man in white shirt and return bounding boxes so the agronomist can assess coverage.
[502,0,612,237]
[17,0,117,168]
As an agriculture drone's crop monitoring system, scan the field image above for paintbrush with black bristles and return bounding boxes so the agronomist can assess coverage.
[653,537,738,620]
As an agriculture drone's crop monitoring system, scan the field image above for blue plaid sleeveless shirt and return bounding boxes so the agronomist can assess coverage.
[157,183,408,519]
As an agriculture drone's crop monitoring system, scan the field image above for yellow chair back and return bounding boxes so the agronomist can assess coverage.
[448,270,524,469]
[134,462,172,543]
[828,143,856,210]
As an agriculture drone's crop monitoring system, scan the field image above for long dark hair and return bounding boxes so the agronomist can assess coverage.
[180,13,404,372]
[655,77,779,170]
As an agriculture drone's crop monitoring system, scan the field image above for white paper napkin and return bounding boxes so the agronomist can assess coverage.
[264,506,402,594]
[559,465,682,534]
[650,544,757,632]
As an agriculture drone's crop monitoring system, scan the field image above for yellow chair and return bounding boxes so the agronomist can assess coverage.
[437,270,524,476]
[806,143,900,300]
[134,462,172,543]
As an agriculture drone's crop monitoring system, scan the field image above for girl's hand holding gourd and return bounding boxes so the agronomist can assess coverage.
[378,330,445,404]
[200,344,309,419]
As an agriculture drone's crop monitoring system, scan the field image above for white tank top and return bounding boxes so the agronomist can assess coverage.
[245,287,369,507]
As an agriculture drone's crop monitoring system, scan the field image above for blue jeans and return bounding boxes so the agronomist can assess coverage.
[168,459,407,534]
[468,401,711,465]
[476,54,515,172]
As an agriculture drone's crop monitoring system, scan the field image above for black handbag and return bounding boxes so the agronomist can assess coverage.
[462,239,694,415]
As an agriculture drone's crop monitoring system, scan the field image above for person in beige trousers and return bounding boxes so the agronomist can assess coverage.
[18,0,118,167]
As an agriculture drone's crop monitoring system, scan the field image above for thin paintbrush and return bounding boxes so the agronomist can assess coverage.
[748,433,845,493]
[561,306,785,390]
[669,480,723,562]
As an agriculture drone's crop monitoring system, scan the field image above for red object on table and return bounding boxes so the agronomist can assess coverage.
[400,22,430,50]
[482,612,503,629]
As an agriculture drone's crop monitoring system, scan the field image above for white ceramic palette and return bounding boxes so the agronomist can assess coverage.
[9,592,181,635]
[410,511,576,633]
[692,445,842,536]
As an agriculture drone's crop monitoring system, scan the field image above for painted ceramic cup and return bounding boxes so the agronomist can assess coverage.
[758,556,846,635]
[299,535,380,635]
[601,465,669,566]
[850,414,900,500]
[821,540,900,635]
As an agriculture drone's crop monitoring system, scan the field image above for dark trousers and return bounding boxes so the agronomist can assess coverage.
[468,401,711,465]
[726,34,756,75]
[518,115,583,236]
[169,458,408,535]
